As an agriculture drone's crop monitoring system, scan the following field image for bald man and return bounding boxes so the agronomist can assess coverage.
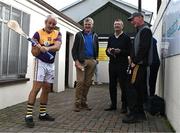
[25,14,62,128]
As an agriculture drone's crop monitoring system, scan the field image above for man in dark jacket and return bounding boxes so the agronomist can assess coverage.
[104,19,131,113]
[122,12,153,123]
[72,17,99,112]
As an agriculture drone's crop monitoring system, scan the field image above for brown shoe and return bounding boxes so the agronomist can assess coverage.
[74,107,80,112]
[73,104,81,112]
[81,103,92,111]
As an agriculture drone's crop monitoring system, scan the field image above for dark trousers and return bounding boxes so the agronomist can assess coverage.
[127,65,148,113]
[109,63,128,108]
[149,63,160,96]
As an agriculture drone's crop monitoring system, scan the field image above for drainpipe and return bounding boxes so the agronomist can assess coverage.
[138,0,142,12]
[157,0,162,14]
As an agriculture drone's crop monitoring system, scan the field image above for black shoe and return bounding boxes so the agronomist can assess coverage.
[104,106,117,111]
[122,114,137,123]
[136,111,147,121]
[120,102,127,113]
[120,107,127,113]
[39,113,55,121]
[25,116,35,128]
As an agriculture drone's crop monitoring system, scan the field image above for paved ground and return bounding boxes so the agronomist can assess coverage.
[0,84,173,133]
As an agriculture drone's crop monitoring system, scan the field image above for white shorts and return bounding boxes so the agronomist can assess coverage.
[34,58,55,83]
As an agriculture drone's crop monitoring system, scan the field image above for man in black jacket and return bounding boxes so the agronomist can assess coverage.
[72,17,99,112]
[104,19,131,113]
[122,12,153,123]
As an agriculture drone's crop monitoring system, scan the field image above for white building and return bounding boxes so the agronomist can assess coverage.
[153,0,180,131]
[0,0,81,109]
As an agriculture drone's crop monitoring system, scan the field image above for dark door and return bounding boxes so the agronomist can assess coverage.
[65,32,70,87]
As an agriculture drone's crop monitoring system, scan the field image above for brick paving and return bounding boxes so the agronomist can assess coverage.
[0,84,173,132]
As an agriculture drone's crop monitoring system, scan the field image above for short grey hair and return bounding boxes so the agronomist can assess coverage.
[114,19,124,29]
[46,14,57,23]
[83,17,94,24]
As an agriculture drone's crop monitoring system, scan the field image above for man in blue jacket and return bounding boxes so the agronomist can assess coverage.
[72,17,99,112]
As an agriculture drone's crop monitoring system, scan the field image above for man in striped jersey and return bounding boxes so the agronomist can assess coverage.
[25,14,61,128]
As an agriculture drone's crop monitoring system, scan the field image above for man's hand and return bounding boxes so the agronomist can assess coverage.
[128,56,131,65]
[131,62,136,68]
[75,60,85,71]
[40,46,49,53]
[114,48,121,54]
[31,46,40,57]
[107,48,113,54]
[108,48,121,55]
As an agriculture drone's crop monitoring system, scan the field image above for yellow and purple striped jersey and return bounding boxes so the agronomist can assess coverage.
[33,28,61,63]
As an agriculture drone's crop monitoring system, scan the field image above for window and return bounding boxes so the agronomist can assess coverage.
[0,2,30,80]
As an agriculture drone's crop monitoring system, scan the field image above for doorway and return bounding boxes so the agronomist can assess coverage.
[65,32,74,88]
[65,32,70,87]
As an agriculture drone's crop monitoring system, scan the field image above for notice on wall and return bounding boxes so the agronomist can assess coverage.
[98,42,109,61]
[98,47,108,61]
[162,0,180,57]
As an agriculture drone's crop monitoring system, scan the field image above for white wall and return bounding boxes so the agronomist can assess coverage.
[98,61,109,83]
[68,34,76,88]
[0,0,80,109]
[164,56,180,131]
[152,0,180,131]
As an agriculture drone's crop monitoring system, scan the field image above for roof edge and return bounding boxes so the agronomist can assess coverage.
[34,0,83,30]
[112,0,153,14]
[60,0,86,12]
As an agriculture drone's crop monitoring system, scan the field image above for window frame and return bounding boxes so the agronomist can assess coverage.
[0,2,30,83]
